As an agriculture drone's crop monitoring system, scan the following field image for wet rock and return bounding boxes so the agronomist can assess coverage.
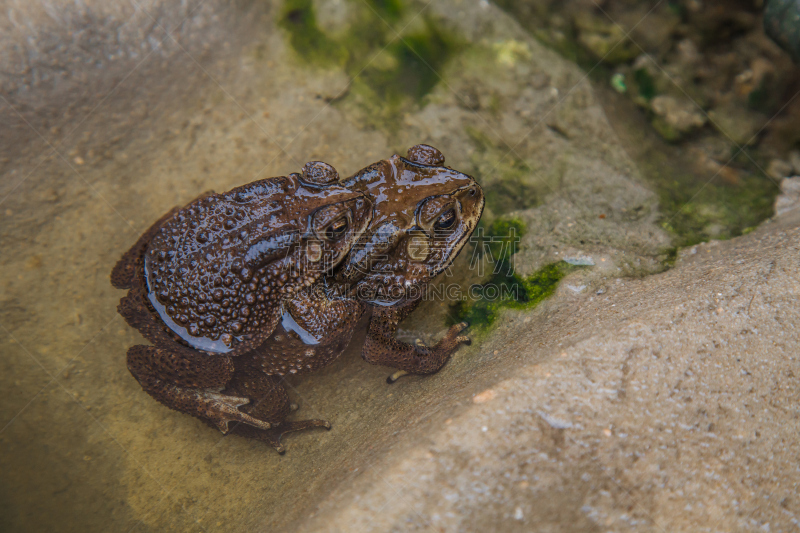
[767,158,795,179]
[764,0,800,63]
[625,55,674,106]
[774,176,800,215]
[789,149,800,173]
[649,95,707,142]
[624,3,680,55]
[574,12,640,65]
[0,0,250,166]
[689,0,758,44]
[494,0,800,194]
[313,0,356,36]
[297,210,800,533]
[0,0,676,529]
[305,69,351,102]
[707,102,768,146]
[734,56,778,101]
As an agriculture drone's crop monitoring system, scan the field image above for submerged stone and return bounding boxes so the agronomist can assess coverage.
[765,0,800,63]
[650,95,706,142]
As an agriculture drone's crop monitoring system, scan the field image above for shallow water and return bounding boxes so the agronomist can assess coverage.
[1,0,794,531]
[0,3,481,530]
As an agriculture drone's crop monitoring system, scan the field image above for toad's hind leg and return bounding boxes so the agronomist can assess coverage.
[127,345,272,433]
[111,207,181,289]
[224,371,329,454]
[111,190,216,289]
[233,419,331,455]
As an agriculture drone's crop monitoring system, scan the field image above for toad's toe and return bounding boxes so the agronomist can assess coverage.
[387,369,410,384]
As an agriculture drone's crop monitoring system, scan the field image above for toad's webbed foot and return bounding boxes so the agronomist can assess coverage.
[195,391,273,433]
[364,300,471,375]
[223,366,331,453]
[126,345,272,433]
[231,419,331,454]
[385,324,471,383]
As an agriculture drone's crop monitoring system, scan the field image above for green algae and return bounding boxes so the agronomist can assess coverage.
[633,68,656,101]
[465,126,545,215]
[484,216,526,262]
[368,0,405,25]
[626,121,778,249]
[449,217,582,331]
[281,0,780,261]
[279,0,348,66]
[450,261,582,331]
[492,2,781,254]
[278,0,463,125]
[352,22,461,113]
[657,169,776,247]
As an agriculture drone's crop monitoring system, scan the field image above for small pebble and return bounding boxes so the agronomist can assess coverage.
[789,150,800,174]
[473,389,496,403]
[767,159,793,180]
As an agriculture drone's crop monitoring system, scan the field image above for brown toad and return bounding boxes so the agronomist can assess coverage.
[239,145,485,450]
[112,169,372,446]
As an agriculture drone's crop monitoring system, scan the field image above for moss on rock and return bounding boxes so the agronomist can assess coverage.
[279,0,463,126]
[449,217,583,331]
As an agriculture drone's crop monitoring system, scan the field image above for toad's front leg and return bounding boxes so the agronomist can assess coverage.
[126,345,272,433]
[361,297,470,376]
[223,369,330,454]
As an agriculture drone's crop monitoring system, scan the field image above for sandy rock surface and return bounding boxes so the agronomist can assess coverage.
[297,208,800,533]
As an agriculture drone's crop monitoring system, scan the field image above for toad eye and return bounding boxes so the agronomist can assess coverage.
[324,217,350,241]
[434,209,456,230]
